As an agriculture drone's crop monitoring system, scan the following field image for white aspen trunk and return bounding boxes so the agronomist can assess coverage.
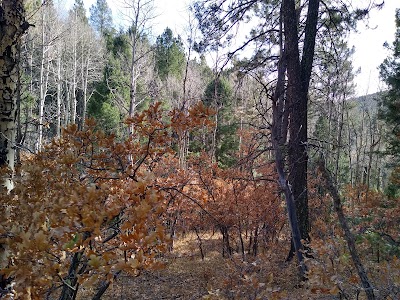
[38,8,46,151]
[129,39,137,135]
[356,110,365,185]
[346,109,354,187]
[71,43,77,124]
[128,0,142,136]
[71,16,78,124]
[56,54,62,137]
[38,6,51,150]
[80,30,90,129]
[211,111,218,163]
[65,78,71,126]
[375,134,383,190]
[327,86,333,167]
[0,1,29,191]
[82,56,89,128]
[178,25,194,171]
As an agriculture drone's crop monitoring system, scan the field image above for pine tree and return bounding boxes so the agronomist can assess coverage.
[379,8,400,196]
[89,0,114,36]
[71,0,88,24]
[204,77,238,167]
[155,28,185,81]
[380,9,400,160]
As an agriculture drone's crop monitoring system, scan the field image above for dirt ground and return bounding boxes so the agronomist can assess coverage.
[77,233,339,300]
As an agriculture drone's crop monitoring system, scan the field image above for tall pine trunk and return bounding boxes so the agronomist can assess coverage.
[284,0,320,245]
[280,0,319,262]
[271,1,306,278]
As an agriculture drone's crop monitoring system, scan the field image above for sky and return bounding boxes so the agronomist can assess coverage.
[62,0,191,38]
[62,0,398,97]
[349,1,398,96]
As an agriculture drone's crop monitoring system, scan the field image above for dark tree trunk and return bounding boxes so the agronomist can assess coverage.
[195,227,205,260]
[252,227,258,256]
[283,0,309,246]
[58,251,83,300]
[269,1,306,278]
[91,271,121,300]
[285,0,320,244]
[317,159,375,300]
[220,225,232,258]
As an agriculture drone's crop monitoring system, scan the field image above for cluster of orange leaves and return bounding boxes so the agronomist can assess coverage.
[157,126,285,255]
[0,102,214,299]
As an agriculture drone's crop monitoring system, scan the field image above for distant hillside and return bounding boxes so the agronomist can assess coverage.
[351,92,383,112]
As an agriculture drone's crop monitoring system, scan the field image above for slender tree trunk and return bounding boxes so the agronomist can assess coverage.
[65,79,71,126]
[38,7,46,151]
[129,61,137,118]
[56,54,62,137]
[325,89,333,167]
[367,118,380,191]
[16,41,22,165]
[334,94,346,185]
[71,46,77,124]
[58,252,82,300]
[346,111,354,187]
[375,134,383,191]
[128,2,141,136]
[211,111,218,163]
[178,131,188,169]
[58,232,91,300]
[355,110,365,185]
[195,227,205,260]
[220,225,232,258]
[178,25,194,170]
[81,55,90,129]
[317,159,375,300]
[91,272,120,300]
[71,16,78,125]
[238,221,245,259]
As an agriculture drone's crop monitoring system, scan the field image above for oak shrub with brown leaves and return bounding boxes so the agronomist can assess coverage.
[306,175,400,299]
[0,102,213,299]
[159,125,285,259]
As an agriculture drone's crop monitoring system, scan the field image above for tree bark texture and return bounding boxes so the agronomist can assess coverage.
[0,0,30,190]
[284,0,320,242]
[270,1,306,278]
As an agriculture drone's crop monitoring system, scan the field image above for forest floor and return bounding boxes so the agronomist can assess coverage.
[78,233,340,300]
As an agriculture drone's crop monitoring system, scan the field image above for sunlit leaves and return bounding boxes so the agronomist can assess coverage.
[0,102,213,298]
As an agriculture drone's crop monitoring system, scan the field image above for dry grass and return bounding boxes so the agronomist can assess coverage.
[77,232,339,300]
